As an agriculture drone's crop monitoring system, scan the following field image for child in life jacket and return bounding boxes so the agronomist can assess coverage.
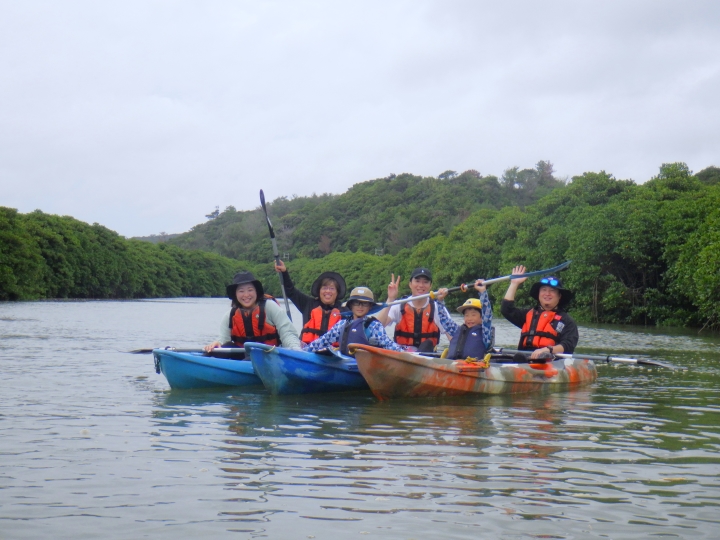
[304,287,405,356]
[443,280,494,360]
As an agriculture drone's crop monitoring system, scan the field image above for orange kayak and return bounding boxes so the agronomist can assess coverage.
[353,344,597,400]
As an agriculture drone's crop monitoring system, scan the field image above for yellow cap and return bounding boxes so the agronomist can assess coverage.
[457,298,483,313]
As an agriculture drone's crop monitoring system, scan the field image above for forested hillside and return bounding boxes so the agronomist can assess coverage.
[248,164,720,330]
[3,163,719,330]
[169,162,564,261]
[0,209,251,301]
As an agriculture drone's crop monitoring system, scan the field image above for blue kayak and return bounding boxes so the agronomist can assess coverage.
[153,348,261,389]
[244,343,369,395]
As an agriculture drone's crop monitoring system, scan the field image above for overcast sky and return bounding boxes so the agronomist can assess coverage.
[2,1,718,238]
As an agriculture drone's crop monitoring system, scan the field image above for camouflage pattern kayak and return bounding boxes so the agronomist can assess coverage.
[353,344,597,401]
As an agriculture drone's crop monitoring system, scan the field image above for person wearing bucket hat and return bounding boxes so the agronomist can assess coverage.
[273,259,346,346]
[440,280,494,360]
[204,271,302,352]
[501,265,579,360]
[376,267,456,352]
[305,286,405,356]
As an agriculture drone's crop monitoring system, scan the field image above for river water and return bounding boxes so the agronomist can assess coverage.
[1,298,719,539]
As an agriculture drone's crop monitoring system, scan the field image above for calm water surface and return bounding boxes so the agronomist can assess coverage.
[1,298,719,539]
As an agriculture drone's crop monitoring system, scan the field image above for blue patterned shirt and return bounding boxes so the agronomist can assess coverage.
[305,316,404,353]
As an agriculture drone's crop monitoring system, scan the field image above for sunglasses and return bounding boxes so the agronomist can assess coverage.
[540,277,559,287]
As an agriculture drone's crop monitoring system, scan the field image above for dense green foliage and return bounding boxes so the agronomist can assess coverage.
[252,164,720,330]
[169,163,564,261]
[4,162,719,330]
[0,209,249,300]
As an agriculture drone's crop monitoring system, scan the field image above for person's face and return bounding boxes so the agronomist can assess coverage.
[538,285,561,310]
[350,301,372,319]
[319,282,338,305]
[235,284,258,309]
[462,308,482,327]
[409,276,432,296]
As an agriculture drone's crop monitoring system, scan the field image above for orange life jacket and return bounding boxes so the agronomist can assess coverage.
[393,300,441,347]
[519,308,561,349]
[300,306,343,345]
[229,298,280,346]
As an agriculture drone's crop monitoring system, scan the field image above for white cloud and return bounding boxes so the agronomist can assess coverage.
[1,0,718,237]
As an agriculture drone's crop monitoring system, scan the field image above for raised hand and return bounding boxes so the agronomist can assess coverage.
[510,265,527,285]
[387,274,401,302]
[274,259,287,272]
[504,265,527,301]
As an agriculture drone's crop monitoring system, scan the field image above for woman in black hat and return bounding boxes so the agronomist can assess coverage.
[274,259,346,346]
[501,265,579,360]
[204,271,302,352]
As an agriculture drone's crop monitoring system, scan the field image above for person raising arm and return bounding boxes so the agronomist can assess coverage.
[273,259,346,346]
[501,265,578,360]
[375,267,453,352]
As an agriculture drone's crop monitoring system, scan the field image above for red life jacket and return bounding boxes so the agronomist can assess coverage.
[519,308,561,349]
[300,306,343,345]
[229,298,280,346]
[393,300,441,347]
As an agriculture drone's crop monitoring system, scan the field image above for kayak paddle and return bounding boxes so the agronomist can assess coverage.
[130,347,246,356]
[376,260,572,311]
[493,348,681,370]
[260,189,292,320]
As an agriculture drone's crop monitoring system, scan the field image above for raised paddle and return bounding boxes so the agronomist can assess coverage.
[493,348,681,370]
[260,189,292,320]
[363,261,572,314]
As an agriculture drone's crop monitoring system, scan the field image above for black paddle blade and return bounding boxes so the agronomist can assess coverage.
[259,189,276,239]
[635,358,682,370]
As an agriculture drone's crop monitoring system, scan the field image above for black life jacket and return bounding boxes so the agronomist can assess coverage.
[339,317,375,356]
[447,324,486,360]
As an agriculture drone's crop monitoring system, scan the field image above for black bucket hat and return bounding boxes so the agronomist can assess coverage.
[226,271,264,300]
[310,271,347,301]
[529,275,574,310]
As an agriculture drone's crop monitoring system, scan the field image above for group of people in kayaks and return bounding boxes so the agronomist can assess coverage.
[204,262,579,362]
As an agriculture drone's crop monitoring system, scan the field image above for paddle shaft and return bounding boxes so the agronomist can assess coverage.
[383,261,572,308]
[493,348,679,370]
[137,347,248,363]
[131,347,246,355]
[260,190,292,320]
